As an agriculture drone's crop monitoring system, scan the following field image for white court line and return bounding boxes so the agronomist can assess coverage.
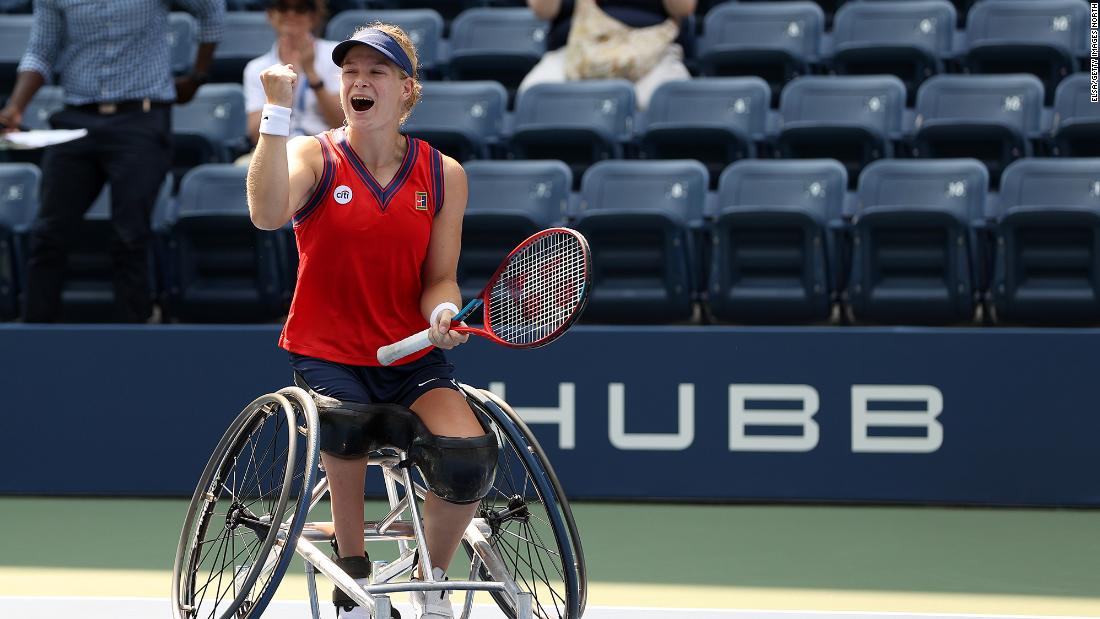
[0,596,1094,619]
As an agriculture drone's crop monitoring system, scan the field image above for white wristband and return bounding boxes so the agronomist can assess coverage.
[259,103,291,137]
[430,302,459,327]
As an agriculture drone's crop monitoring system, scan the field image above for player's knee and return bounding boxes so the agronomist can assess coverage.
[414,431,498,505]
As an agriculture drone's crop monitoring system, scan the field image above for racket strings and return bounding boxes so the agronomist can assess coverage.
[487,232,587,346]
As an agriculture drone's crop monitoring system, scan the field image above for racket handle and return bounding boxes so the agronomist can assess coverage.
[377,329,433,366]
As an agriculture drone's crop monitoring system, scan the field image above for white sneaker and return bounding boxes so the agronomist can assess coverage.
[411,567,454,619]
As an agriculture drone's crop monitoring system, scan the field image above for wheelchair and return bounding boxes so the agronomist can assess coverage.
[171,382,586,619]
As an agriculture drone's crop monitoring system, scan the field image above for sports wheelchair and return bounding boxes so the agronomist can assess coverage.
[171,382,586,619]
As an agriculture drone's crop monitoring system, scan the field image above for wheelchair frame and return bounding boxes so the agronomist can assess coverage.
[172,383,585,619]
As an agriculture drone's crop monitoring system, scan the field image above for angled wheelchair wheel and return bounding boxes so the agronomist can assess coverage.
[172,388,319,619]
[462,387,586,619]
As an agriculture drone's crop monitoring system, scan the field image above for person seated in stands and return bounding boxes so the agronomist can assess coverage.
[243,0,343,148]
[520,0,696,110]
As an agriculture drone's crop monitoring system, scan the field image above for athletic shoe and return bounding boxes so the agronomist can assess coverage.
[411,567,453,619]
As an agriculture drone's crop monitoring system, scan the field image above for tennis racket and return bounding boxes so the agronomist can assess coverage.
[377,227,591,366]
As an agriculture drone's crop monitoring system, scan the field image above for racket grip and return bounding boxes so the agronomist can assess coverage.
[377,329,433,366]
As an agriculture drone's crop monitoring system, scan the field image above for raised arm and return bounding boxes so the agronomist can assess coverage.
[246,63,323,230]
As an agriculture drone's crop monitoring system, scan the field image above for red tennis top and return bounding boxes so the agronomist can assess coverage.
[279,128,446,366]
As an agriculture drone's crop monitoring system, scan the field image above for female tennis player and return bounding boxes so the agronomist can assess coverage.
[247,23,481,619]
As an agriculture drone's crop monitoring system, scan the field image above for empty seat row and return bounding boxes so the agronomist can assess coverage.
[3,158,1099,325]
[9,71,1097,198]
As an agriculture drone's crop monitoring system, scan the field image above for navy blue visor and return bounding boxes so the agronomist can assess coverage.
[332,28,415,76]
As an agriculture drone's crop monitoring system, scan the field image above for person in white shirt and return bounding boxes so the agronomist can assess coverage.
[243,0,343,145]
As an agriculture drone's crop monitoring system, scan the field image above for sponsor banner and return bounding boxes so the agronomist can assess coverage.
[1,325,1098,505]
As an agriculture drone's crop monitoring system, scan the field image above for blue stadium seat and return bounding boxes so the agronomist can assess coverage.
[446,8,547,94]
[324,9,445,77]
[572,160,707,323]
[459,160,571,300]
[1051,73,1100,157]
[162,165,286,322]
[861,0,975,28]
[776,75,906,186]
[0,0,31,14]
[510,80,635,188]
[210,12,275,84]
[0,14,32,97]
[0,163,38,320]
[964,0,1089,104]
[699,1,823,100]
[912,74,1043,187]
[846,159,988,324]
[830,0,956,103]
[640,77,770,188]
[402,81,507,161]
[168,12,199,77]
[171,84,248,184]
[58,176,174,322]
[709,159,846,323]
[21,85,64,131]
[375,0,482,25]
[990,158,1100,325]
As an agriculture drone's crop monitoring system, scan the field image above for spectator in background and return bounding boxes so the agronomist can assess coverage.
[0,0,225,323]
[520,0,696,110]
[243,0,343,147]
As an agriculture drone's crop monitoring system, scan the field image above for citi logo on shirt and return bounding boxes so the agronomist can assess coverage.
[333,185,353,205]
[415,191,428,211]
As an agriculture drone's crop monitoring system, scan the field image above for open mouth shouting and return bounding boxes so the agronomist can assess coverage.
[350,95,375,112]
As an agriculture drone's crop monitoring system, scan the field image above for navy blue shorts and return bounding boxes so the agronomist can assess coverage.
[289,348,460,408]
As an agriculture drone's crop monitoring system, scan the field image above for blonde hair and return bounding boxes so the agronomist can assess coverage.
[349,23,422,125]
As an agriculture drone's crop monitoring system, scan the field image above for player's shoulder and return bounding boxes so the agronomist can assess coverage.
[439,153,466,184]
[288,134,325,168]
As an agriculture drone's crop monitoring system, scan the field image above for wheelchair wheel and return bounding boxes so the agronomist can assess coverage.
[462,388,586,619]
[172,388,319,619]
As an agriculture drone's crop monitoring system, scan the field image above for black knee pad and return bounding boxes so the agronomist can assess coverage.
[412,432,499,505]
[317,402,420,459]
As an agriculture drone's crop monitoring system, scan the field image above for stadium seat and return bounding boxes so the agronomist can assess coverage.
[698,1,823,102]
[830,0,956,103]
[1051,73,1100,157]
[171,83,248,186]
[776,75,906,186]
[912,74,1043,187]
[640,77,770,189]
[0,0,31,14]
[446,8,547,96]
[324,9,445,77]
[0,163,38,320]
[0,14,32,98]
[709,159,846,323]
[59,176,174,322]
[572,160,707,323]
[510,80,635,188]
[402,81,507,161]
[990,158,1100,325]
[846,159,988,324]
[964,0,1089,104]
[209,12,275,84]
[162,164,286,322]
[459,160,571,301]
[168,12,199,77]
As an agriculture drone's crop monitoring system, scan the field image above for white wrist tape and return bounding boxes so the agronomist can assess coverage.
[259,103,291,137]
[430,302,459,327]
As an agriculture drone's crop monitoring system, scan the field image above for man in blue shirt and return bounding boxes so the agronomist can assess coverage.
[0,0,225,322]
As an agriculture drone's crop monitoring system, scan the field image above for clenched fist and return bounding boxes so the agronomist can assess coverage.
[259,63,298,108]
